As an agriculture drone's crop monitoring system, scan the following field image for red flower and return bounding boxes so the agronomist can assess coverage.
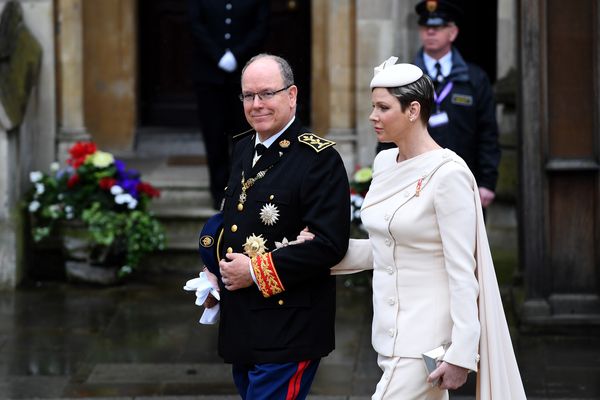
[67,174,80,188]
[99,177,117,190]
[67,142,97,168]
[136,182,160,198]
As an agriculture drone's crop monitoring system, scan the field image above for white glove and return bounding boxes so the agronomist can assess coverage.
[183,272,220,324]
[218,50,237,72]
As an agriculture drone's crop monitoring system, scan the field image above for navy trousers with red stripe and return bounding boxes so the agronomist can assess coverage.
[232,359,320,400]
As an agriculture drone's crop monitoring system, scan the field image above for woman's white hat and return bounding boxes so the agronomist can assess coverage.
[370,57,423,88]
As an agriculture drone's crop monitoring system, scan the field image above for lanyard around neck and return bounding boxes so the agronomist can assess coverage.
[434,81,453,106]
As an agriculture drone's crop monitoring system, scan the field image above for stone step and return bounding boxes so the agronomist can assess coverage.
[153,207,213,251]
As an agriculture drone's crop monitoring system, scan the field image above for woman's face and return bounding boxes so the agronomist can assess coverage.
[369,88,410,143]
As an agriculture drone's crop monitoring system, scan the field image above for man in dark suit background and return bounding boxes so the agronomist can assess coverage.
[205,53,350,399]
[188,1,269,210]
[378,0,500,209]
[413,0,500,208]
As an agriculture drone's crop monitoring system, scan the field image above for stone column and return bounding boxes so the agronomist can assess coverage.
[0,0,47,288]
[56,0,89,163]
[312,0,356,174]
[354,1,420,168]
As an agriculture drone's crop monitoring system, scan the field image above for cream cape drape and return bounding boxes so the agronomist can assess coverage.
[333,150,527,399]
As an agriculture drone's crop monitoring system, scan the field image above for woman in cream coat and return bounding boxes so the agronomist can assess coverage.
[301,58,526,399]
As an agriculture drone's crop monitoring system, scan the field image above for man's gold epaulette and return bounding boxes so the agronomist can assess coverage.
[298,133,336,153]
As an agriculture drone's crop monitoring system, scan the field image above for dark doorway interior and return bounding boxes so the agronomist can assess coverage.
[138,0,196,127]
[138,0,312,129]
[452,0,498,83]
[264,0,312,124]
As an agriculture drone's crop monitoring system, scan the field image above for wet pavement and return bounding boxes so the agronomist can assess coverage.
[0,271,599,400]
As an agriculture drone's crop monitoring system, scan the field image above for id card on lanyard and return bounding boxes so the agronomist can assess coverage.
[429,81,453,128]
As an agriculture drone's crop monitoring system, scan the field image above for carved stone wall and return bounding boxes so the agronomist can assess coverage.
[0,0,55,289]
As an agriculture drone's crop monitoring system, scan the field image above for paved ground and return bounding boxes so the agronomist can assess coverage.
[0,270,599,400]
[3,135,599,399]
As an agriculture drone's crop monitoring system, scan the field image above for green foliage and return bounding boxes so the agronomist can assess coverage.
[82,203,165,277]
[26,142,165,279]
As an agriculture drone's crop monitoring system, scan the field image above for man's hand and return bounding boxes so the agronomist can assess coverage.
[219,253,253,291]
[479,186,496,208]
[427,361,468,390]
[218,50,237,72]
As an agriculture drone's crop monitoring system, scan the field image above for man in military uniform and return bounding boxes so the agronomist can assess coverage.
[208,54,350,399]
[378,0,500,208]
[188,0,269,210]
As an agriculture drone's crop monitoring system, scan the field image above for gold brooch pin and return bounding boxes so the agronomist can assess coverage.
[415,178,423,197]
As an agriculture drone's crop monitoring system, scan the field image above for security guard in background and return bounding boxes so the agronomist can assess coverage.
[380,0,500,208]
[204,54,350,399]
[188,1,269,210]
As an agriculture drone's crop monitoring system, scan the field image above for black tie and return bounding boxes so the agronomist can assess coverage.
[255,143,266,156]
[434,62,443,84]
[433,62,444,91]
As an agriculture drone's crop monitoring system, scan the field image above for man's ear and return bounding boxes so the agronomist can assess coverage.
[449,25,459,43]
[288,84,298,107]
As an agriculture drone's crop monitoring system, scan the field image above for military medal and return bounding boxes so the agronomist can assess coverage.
[238,167,272,211]
[243,234,268,258]
[259,203,280,226]
[275,237,292,249]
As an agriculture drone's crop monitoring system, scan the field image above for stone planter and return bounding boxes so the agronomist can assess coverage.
[59,220,124,285]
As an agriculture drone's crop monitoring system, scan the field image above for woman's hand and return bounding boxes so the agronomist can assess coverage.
[427,361,468,390]
[295,226,315,243]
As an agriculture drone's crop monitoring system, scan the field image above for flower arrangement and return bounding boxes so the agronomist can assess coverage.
[349,165,373,230]
[27,141,165,277]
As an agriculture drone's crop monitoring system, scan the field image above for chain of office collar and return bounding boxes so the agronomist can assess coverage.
[238,166,273,207]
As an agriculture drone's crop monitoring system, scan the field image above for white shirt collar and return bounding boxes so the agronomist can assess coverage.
[423,51,453,79]
[254,116,295,148]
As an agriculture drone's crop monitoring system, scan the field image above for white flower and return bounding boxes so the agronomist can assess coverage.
[50,162,60,172]
[35,183,45,195]
[111,185,124,195]
[28,201,40,213]
[115,193,134,205]
[29,171,43,183]
[64,205,73,214]
[350,193,364,208]
[127,198,138,209]
[88,150,114,168]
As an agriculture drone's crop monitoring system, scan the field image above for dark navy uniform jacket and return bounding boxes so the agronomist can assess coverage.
[188,0,269,85]
[218,118,351,364]
[414,48,500,191]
